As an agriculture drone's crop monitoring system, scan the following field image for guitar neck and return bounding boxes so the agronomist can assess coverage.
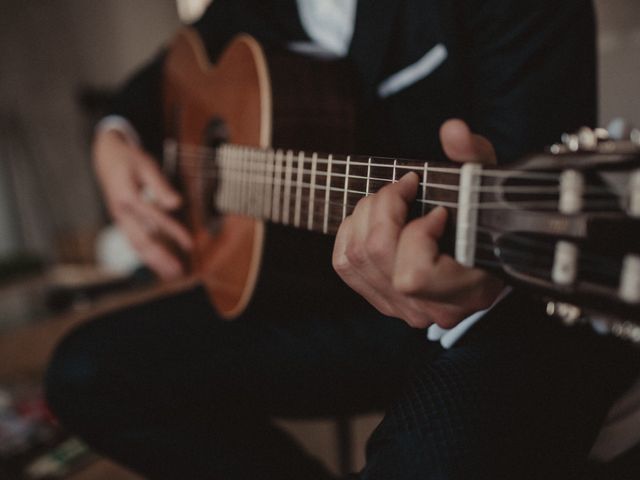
[172,142,497,271]
[210,144,462,235]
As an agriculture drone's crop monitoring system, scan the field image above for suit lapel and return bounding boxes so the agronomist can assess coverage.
[349,0,401,101]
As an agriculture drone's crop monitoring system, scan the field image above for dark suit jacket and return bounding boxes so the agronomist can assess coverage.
[112,0,596,164]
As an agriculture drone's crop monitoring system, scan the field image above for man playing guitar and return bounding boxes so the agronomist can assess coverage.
[46,1,640,478]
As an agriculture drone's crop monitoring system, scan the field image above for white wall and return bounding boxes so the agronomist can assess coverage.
[596,0,640,127]
[0,0,179,257]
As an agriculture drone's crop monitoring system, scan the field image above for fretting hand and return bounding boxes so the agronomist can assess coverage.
[93,129,193,279]
[333,119,504,329]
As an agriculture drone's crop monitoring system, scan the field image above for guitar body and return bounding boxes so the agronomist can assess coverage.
[163,29,359,318]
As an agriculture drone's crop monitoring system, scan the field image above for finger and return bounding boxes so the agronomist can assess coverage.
[118,214,184,279]
[440,119,496,165]
[333,216,396,316]
[130,200,193,251]
[380,171,420,208]
[392,206,446,296]
[133,149,182,210]
[363,171,420,264]
[393,206,480,302]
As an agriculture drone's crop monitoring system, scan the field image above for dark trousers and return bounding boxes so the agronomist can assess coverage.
[45,286,640,479]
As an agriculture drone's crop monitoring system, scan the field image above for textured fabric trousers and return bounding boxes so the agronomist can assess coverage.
[45,286,640,480]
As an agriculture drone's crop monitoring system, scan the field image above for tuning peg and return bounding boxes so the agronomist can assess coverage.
[577,127,598,151]
[607,118,634,141]
[561,132,580,152]
[560,127,607,152]
[632,129,640,146]
[546,301,582,326]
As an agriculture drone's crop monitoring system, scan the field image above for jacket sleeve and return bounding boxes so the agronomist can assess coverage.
[108,0,306,157]
[459,0,597,163]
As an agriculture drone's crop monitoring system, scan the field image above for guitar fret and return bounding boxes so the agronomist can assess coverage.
[392,159,398,182]
[246,149,254,216]
[242,147,250,214]
[216,147,225,211]
[228,147,235,212]
[272,149,284,223]
[366,157,372,196]
[250,149,260,217]
[421,162,428,216]
[246,147,254,215]
[283,150,294,225]
[233,148,241,213]
[308,152,318,231]
[264,149,275,219]
[294,150,304,227]
[342,155,350,220]
[257,149,266,218]
[323,154,333,234]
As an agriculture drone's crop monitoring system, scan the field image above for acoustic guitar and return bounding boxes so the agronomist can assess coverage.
[162,29,640,341]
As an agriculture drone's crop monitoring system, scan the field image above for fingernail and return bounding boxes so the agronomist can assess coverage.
[432,205,448,217]
[402,171,418,180]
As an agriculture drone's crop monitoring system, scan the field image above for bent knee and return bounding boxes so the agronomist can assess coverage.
[45,322,109,428]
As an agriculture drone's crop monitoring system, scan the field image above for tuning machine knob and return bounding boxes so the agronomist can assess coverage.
[608,118,634,141]
[546,301,583,326]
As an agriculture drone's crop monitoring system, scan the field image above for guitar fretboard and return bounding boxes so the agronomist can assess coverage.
[192,144,464,236]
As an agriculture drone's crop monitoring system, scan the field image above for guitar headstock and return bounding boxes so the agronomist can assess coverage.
[476,125,640,341]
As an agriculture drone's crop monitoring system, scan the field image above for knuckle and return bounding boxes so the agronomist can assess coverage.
[112,196,133,216]
[355,196,371,210]
[345,244,366,268]
[404,311,432,329]
[372,299,395,318]
[128,235,146,252]
[332,252,350,275]
[393,267,429,296]
[364,231,391,262]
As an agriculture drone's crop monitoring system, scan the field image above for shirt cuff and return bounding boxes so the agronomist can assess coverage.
[95,115,142,146]
[427,287,513,349]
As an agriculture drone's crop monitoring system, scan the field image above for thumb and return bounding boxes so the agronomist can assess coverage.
[440,119,496,165]
[134,150,182,210]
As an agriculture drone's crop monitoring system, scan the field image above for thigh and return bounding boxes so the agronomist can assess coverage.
[359,292,640,480]
[47,285,425,423]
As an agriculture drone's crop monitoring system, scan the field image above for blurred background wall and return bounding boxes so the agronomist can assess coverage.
[0,0,637,261]
[0,0,180,260]
[597,0,640,126]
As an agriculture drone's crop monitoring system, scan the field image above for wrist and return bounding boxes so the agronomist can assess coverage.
[95,115,141,146]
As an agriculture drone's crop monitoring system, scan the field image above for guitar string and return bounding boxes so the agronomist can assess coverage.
[208,174,626,277]
[173,147,627,281]
[207,173,624,276]
[206,198,624,280]
[173,145,564,180]
[180,170,623,212]
[175,154,621,197]
[476,227,622,276]
[178,150,560,181]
